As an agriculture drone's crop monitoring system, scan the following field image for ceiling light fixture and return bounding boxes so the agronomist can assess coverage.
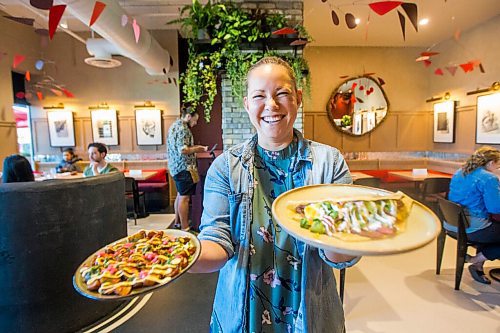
[419,18,429,26]
[355,18,361,25]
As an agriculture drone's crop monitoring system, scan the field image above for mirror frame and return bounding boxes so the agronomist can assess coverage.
[326,75,390,136]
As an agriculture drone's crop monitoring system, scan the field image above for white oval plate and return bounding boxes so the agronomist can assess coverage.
[272,184,441,256]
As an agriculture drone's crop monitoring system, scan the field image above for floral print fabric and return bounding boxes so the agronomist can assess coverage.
[248,141,302,333]
[166,118,196,177]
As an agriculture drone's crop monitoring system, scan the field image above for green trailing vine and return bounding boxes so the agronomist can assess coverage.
[171,0,312,122]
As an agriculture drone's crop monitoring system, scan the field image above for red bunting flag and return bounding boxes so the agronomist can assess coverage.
[369,1,403,16]
[36,91,44,100]
[445,66,457,76]
[459,63,474,73]
[89,1,106,27]
[434,68,444,76]
[62,88,75,98]
[13,54,26,68]
[271,27,297,35]
[15,92,25,99]
[25,71,31,81]
[423,60,432,68]
[421,51,439,57]
[49,5,66,40]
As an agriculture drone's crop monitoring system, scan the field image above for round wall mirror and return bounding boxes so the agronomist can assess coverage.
[326,76,389,136]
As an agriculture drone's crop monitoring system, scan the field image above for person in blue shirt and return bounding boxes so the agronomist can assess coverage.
[190,56,358,332]
[448,146,500,284]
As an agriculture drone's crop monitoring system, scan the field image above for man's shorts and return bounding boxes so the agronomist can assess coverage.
[173,170,197,196]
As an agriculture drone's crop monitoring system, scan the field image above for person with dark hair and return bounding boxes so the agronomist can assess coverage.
[190,56,357,332]
[2,154,35,183]
[56,148,82,173]
[167,106,208,231]
[83,142,118,177]
[448,146,500,284]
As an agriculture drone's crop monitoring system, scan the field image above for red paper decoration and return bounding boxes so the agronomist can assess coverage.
[49,5,66,40]
[459,63,474,73]
[434,68,444,76]
[36,91,44,100]
[423,60,432,67]
[25,71,31,81]
[13,54,26,68]
[62,88,75,98]
[89,1,106,27]
[369,1,403,16]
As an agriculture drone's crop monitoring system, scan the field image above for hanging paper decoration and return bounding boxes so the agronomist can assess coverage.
[62,88,75,98]
[331,10,340,26]
[173,78,177,86]
[421,51,439,57]
[35,28,49,36]
[170,56,174,67]
[434,68,444,75]
[445,66,457,76]
[423,60,432,68]
[25,92,33,100]
[401,3,418,32]
[89,1,106,27]
[35,59,45,70]
[132,19,141,43]
[345,13,357,29]
[50,88,63,96]
[15,92,25,99]
[49,5,66,40]
[4,16,35,26]
[13,54,26,69]
[416,56,429,62]
[479,63,485,73]
[272,27,297,35]
[397,11,406,40]
[121,14,128,27]
[369,1,403,16]
[36,91,44,100]
[30,0,53,10]
[459,63,474,73]
[25,71,31,82]
[168,78,172,84]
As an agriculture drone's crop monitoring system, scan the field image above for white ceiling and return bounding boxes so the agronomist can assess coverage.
[1,0,499,47]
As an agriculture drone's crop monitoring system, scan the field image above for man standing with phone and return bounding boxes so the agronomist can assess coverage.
[167,106,208,231]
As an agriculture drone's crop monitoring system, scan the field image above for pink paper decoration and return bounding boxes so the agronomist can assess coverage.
[121,14,128,27]
[445,66,457,76]
[132,19,140,43]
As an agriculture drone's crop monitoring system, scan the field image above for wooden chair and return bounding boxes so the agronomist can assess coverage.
[420,177,451,211]
[353,177,381,188]
[125,177,146,225]
[436,197,475,290]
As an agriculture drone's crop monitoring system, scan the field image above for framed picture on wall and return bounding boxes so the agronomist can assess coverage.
[135,108,163,145]
[433,100,456,143]
[476,93,500,144]
[47,110,76,147]
[91,109,119,146]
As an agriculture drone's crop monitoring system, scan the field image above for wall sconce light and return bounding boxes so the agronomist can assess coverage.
[134,100,155,109]
[43,103,65,110]
[466,81,500,96]
[425,92,450,103]
[89,102,109,110]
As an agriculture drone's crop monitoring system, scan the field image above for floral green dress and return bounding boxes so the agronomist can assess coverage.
[248,142,302,333]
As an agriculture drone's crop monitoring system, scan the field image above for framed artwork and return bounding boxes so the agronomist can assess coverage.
[135,108,163,145]
[433,100,456,143]
[91,109,119,146]
[47,110,76,147]
[476,93,500,144]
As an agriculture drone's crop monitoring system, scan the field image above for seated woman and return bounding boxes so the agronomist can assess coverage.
[56,148,82,173]
[448,146,500,284]
[2,154,35,183]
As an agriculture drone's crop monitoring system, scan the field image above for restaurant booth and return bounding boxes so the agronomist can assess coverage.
[0,173,127,332]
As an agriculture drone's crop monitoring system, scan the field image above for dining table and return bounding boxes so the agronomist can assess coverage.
[124,171,157,181]
[350,171,375,182]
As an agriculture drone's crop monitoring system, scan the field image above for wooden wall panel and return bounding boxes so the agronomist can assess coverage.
[396,114,430,150]
[0,122,18,162]
[312,114,343,148]
[369,115,398,151]
[303,114,314,139]
[342,133,371,152]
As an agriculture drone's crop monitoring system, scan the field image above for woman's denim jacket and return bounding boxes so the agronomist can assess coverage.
[198,130,359,333]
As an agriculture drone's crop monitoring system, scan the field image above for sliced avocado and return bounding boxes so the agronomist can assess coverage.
[310,219,326,234]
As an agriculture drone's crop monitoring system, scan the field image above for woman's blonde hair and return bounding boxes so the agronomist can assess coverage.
[245,56,297,93]
[462,146,500,175]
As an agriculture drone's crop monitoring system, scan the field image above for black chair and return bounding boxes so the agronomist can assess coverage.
[353,177,381,188]
[339,268,346,303]
[436,197,475,290]
[420,177,451,210]
[125,177,147,225]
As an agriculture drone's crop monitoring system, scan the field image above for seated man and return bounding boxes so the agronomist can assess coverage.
[83,142,118,177]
